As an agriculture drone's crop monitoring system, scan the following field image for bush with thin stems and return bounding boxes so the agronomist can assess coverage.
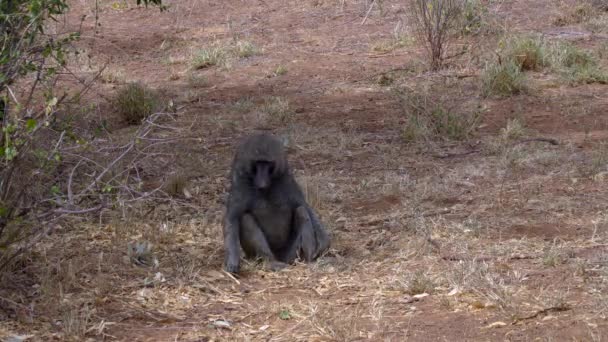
[408,0,465,70]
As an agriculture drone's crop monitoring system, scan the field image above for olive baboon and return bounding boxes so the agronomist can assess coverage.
[223,132,330,274]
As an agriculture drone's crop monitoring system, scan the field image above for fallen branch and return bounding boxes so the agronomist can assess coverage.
[513,137,560,146]
[433,150,480,159]
[512,305,571,324]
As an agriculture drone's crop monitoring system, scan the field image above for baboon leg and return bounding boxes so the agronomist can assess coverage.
[308,207,330,258]
[296,206,317,262]
[240,214,288,272]
[240,213,276,261]
[281,206,316,263]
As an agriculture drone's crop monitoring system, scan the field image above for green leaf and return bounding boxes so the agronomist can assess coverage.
[279,309,291,320]
[5,146,17,161]
[51,185,60,195]
[26,119,37,132]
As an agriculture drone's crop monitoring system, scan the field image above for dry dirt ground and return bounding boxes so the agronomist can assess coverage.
[3,0,608,341]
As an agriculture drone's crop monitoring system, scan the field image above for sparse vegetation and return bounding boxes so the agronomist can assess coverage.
[192,46,228,69]
[231,97,256,113]
[549,41,608,84]
[481,59,527,97]
[502,35,548,71]
[101,67,126,84]
[270,65,288,77]
[371,35,413,53]
[500,118,526,141]
[554,1,596,26]
[187,72,207,87]
[234,40,259,58]
[459,0,487,35]
[113,82,159,124]
[261,96,293,124]
[408,0,466,70]
[396,85,481,142]
[406,270,436,295]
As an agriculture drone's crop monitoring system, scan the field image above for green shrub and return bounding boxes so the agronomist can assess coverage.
[549,42,608,84]
[460,0,487,35]
[481,60,527,97]
[503,35,548,71]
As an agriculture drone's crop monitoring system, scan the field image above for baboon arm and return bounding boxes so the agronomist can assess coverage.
[281,205,329,263]
[307,206,331,258]
[223,213,242,274]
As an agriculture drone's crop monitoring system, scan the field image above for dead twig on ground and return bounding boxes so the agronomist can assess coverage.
[512,305,571,324]
[513,138,560,146]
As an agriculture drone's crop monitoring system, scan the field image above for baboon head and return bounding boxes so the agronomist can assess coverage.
[233,132,288,190]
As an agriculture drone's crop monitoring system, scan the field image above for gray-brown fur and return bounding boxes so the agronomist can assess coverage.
[223,132,330,274]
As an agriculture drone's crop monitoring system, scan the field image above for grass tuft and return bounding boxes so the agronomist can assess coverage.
[549,42,608,84]
[481,60,527,97]
[262,96,293,125]
[406,270,435,295]
[113,82,159,124]
[503,35,548,71]
[234,41,259,58]
[396,86,481,142]
[192,46,227,69]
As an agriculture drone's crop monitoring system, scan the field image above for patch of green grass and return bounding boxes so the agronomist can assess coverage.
[549,42,608,84]
[459,0,488,35]
[279,308,292,320]
[502,35,548,71]
[113,82,159,124]
[234,41,259,58]
[481,60,527,97]
[191,46,227,69]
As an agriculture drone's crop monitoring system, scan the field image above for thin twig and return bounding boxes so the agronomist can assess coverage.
[360,0,377,25]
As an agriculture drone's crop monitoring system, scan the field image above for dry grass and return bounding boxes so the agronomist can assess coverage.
[112,82,160,124]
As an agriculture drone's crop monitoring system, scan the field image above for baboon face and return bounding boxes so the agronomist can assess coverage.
[251,160,276,190]
[234,132,287,190]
